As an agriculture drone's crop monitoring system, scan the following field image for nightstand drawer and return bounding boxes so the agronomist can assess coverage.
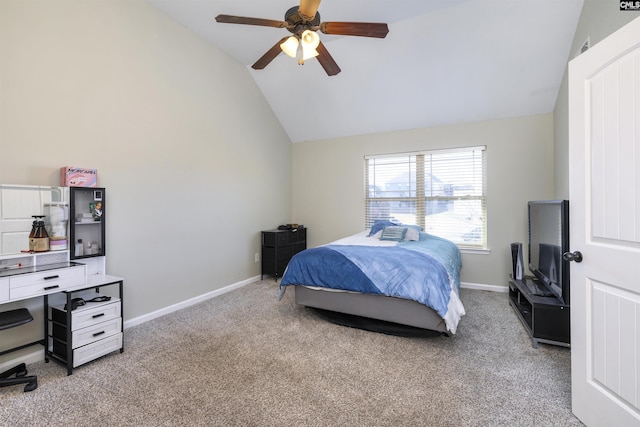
[262,245,292,261]
[291,228,306,242]
[263,231,289,247]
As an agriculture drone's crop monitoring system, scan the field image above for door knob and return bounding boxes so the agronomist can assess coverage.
[563,251,583,263]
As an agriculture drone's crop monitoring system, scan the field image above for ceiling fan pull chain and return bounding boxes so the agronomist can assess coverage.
[297,41,304,65]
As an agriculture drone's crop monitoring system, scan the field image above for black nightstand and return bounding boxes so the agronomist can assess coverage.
[261,228,306,280]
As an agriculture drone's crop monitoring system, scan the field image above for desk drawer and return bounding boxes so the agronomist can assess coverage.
[52,317,122,348]
[73,332,122,368]
[51,300,121,331]
[10,266,85,300]
[73,318,122,349]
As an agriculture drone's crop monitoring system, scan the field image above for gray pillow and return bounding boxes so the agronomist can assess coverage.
[379,226,407,241]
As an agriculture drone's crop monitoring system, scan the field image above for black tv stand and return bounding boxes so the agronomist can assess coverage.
[508,276,570,348]
[523,276,554,297]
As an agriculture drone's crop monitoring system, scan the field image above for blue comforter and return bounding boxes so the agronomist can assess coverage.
[279,232,465,333]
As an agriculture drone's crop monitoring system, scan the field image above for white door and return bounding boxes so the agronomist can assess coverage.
[569,16,640,426]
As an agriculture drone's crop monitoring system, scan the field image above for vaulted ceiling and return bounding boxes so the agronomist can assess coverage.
[146,0,584,143]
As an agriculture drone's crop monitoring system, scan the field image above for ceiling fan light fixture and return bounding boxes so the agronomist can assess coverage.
[301,30,320,50]
[280,36,299,58]
[298,30,320,64]
[217,3,388,75]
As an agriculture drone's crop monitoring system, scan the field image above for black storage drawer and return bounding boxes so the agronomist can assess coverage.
[293,242,306,255]
[262,245,293,261]
[261,228,307,280]
[263,232,290,247]
[52,322,67,341]
[51,307,68,327]
[52,338,68,360]
[291,228,306,242]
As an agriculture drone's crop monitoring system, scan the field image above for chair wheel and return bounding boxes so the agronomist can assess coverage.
[23,379,38,392]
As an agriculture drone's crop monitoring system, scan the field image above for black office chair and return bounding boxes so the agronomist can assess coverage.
[0,308,38,392]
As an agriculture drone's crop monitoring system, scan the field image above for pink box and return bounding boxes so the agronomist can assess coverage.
[60,167,97,187]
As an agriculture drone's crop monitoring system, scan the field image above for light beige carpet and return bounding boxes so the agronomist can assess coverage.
[0,280,582,426]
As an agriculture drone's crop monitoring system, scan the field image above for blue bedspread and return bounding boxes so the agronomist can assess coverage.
[279,232,465,333]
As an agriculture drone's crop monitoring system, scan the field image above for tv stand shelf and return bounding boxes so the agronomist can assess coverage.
[508,276,570,348]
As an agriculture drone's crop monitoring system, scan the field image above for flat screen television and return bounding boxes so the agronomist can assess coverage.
[528,200,569,304]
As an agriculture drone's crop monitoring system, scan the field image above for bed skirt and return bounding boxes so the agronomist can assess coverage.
[294,286,449,334]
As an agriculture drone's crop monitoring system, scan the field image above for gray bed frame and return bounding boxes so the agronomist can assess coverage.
[294,286,449,334]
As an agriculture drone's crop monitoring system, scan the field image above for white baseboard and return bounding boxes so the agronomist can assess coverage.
[128,278,508,328]
[1,276,504,371]
[0,276,260,372]
[461,282,509,293]
[123,275,260,329]
[0,349,44,373]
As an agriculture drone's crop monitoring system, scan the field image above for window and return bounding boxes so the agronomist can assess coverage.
[365,146,486,249]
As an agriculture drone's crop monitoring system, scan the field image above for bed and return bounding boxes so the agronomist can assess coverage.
[278,222,465,335]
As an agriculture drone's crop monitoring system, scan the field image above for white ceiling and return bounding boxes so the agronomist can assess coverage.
[146,0,584,143]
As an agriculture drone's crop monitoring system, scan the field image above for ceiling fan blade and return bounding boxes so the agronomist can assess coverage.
[320,22,389,38]
[215,14,287,29]
[298,0,321,20]
[252,37,289,70]
[316,41,341,76]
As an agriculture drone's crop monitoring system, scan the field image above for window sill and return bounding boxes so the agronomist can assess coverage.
[459,247,491,255]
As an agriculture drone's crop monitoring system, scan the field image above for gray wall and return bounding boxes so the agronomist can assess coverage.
[554,3,640,198]
[292,114,554,287]
[0,0,292,355]
[3,0,637,365]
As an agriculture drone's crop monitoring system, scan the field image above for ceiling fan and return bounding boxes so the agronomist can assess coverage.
[215,0,389,76]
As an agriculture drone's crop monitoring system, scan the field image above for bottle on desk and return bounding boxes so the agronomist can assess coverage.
[29,215,50,252]
[75,239,83,257]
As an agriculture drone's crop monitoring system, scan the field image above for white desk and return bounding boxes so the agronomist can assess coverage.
[0,263,124,375]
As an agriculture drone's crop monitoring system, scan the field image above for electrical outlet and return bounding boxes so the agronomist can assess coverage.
[254,253,260,263]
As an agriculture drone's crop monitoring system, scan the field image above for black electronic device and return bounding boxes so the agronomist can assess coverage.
[527,200,570,304]
[510,242,524,280]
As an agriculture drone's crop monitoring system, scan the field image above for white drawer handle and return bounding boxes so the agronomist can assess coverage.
[92,313,105,319]
[93,331,105,337]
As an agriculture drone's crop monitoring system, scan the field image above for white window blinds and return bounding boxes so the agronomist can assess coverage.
[365,146,487,249]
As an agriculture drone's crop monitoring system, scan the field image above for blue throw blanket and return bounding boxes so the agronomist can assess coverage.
[279,232,465,333]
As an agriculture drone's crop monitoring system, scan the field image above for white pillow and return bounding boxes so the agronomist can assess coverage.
[403,227,420,241]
